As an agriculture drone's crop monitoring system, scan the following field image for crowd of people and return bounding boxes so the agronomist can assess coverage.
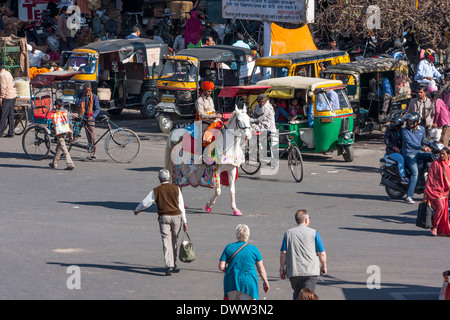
[384,71,450,236]
[134,169,325,300]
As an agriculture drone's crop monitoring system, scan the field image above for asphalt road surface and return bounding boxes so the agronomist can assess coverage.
[0,110,448,301]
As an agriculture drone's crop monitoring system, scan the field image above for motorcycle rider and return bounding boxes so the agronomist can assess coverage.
[414,49,443,85]
[384,115,409,184]
[402,112,433,204]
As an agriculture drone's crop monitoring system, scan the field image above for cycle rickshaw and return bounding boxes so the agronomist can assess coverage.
[22,71,141,163]
[218,85,305,182]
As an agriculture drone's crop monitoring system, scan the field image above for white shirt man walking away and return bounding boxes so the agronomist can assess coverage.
[134,169,187,276]
[280,209,327,300]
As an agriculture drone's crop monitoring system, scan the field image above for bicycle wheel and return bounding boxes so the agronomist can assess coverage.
[22,125,51,160]
[240,149,261,175]
[13,106,28,135]
[105,128,141,163]
[288,145,304,183]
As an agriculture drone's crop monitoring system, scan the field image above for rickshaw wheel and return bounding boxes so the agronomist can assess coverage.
[288,145,304,183]
[141,98,157,119]
[158,114,173,134]
[342,145,354,162]
[22,125,51,160]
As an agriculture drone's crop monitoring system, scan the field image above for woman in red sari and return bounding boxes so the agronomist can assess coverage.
[423,147,450,236]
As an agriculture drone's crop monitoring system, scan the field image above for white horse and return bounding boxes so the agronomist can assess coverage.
[164,106,252,216]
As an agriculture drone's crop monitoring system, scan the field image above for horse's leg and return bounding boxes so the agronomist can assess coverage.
[206,167,221,212]
[228,166,242,216]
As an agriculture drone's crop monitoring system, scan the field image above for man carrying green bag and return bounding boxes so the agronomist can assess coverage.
[134,169,188,276]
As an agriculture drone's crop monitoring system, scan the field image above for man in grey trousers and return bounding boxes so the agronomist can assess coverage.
[280,209,327,299]
[134,169,187,276]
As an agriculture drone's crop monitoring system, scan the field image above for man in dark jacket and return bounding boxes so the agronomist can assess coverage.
[73,83,100,160]
[384,115,408,184]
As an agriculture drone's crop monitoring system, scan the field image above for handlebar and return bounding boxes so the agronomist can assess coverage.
[278,131,296,136]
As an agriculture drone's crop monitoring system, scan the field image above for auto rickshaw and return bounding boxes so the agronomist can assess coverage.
[248,50,350,84]
[256,76,355,162]
[155,45,256,133]
[323,57,412,134]
[59,38,169,118]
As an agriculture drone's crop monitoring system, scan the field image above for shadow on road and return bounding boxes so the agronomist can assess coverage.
[319,274,439,300]
[58,200,148,212]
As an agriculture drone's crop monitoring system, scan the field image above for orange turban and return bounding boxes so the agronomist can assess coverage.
[201,81,214,90]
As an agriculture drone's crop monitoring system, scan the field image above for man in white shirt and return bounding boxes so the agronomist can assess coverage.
[415,49,443,84]
[173,28,185,52]
[134,169,187,276]
[28,42,50,68]
[232,33,250,49]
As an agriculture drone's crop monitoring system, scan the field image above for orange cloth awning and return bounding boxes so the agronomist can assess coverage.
[270,23,318,55]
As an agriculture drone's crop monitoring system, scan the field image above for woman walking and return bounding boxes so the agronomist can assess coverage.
[423,147,450,236]
[219,224,270,300]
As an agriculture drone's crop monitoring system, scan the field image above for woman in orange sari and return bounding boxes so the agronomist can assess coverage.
[423,147,450,236]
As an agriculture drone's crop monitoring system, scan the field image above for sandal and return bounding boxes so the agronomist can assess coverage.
[430,228,437,236]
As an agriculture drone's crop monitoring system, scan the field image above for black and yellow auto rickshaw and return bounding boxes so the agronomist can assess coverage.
[155,45,256,133]
[248,50,350,84]
[323,57,412,134]
[59,38,169,118]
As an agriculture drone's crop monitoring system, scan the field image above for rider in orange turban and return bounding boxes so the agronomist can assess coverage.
[201,81,215,91]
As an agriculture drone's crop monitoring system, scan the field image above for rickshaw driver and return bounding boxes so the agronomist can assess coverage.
[249,94,277,166]
[195,80,222,134]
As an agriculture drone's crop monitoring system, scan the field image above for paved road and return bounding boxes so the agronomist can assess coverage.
[0,110,448,301]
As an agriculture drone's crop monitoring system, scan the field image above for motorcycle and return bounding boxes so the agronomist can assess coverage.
[22,20,48,46]
[379,141,443,199]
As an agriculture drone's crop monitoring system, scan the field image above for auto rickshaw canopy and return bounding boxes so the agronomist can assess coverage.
[175,47,236,63]
[323,57,409,74]
[256,76,344,99]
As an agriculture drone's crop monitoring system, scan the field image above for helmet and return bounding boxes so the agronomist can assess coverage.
[424,49,435,62]
[389,115,404,129]
[404,112,420,129]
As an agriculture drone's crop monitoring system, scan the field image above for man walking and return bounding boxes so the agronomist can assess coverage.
[134,169,188,276]
[0,62,17,138]
[57,6,75,52]
[280,209,327,300]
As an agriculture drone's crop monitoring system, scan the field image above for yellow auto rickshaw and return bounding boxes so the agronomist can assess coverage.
[155,45,256,133]
[256,76,355,162]
[248,50,350,84]
[323,57,412,134]
[59,38,169,118]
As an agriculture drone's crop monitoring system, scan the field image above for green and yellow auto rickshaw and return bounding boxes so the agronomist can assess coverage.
[256,76,355,162]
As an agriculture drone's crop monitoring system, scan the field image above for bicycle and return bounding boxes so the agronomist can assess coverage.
[240,130,304,182]
[13,104,28,135]
[22,115,141,163]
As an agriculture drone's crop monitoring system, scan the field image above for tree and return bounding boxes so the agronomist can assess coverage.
[312,0,450,57]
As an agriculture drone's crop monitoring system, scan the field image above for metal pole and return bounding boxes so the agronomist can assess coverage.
[263,22,271,57]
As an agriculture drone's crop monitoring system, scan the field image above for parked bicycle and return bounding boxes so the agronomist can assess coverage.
[22,115,141,163]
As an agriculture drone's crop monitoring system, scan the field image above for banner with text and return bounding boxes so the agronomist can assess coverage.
[222,0,314,24]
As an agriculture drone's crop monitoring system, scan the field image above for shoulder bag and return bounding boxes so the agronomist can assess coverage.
[224,243,247,271]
